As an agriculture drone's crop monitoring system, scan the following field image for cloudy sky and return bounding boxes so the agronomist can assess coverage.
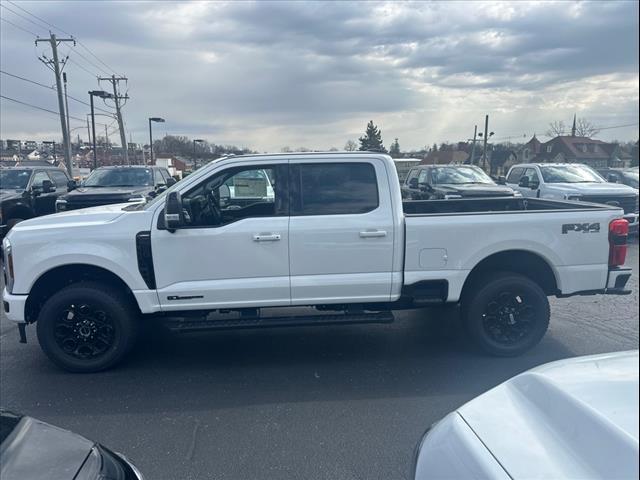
[1,0,638,151]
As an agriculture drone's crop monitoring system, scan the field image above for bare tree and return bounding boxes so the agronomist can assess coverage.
[546,120,566,137]
[575,118,601,138]
[344,139,358,151]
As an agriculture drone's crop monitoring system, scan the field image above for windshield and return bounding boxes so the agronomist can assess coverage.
[430,166,494,185]
[540,165,605,183]
[83,168,153,187]
[0,169,31,189]
[623,172,639,188]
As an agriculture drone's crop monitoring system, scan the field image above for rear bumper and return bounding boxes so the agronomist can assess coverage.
[557,267,632,298]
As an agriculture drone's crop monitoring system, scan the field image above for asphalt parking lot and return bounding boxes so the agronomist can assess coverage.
[1,241,638,480]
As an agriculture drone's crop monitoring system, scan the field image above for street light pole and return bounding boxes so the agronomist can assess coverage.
[193,139,204,169]
[148,117,165,166]
[89,90,113,170]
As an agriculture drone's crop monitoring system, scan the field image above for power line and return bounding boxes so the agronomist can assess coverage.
[0,3,47,34]
[0,16,38,37]
[70,46,112,76]
[5,0,119,75]
[0,70,54,90]
[1,94,109,127]
[66,56,99,78]
[597,122,639,131]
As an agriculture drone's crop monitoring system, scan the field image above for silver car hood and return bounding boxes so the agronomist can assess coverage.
[458,350,639,479]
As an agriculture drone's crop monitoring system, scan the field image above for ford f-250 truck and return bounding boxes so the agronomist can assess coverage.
[2,153,632,372]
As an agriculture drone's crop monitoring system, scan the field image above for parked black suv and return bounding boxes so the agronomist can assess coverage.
[0,166,70,237]
[596,168,639,189]
[56,165,175,212]
[401,164,518,200]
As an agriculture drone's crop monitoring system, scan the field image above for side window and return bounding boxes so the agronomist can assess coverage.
[153,169,165,186]
[523,168,540,185]
[417,169,429,184]
[293,163,378,215]
[181,165,284,228]
[48,170,69,188]
[160,169,171,182]
[406,168,419,185]
[506,167,524,183]
[31,171,50,187]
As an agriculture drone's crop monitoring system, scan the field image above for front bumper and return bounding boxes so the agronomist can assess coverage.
[2,287,27,323]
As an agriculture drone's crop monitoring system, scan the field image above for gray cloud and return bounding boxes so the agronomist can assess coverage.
[1,1,638,150]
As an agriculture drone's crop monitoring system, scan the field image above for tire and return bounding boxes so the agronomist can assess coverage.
[462,272,550,356]
[36,281,139,372]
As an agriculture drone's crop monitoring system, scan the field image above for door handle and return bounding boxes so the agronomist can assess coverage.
[359,230,387,238]
[253,233,281,242]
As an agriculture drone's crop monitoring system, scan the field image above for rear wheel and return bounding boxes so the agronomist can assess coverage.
[462,272,549,356]
[36,282,138,372]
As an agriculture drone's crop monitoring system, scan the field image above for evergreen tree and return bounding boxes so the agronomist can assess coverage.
[389,138,401,157]
[358,120,386,153]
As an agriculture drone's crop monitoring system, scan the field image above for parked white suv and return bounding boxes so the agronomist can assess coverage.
[506,163,639,233]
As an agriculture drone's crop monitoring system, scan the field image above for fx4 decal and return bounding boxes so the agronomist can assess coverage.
[562,222,600,234]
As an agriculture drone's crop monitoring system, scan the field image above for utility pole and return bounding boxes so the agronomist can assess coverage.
[36,33,75,176]
[99,75,129,164]
[470,125,478,165]
[63,72,71,155]
[482,114,489,170]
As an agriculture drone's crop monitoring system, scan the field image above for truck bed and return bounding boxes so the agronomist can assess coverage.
[403,197,614,216]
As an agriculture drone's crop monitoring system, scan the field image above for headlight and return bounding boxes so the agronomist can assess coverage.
[565,193,582,201]
[55,199,67,212]
[2,238,14,293]
[127,195,146,203]
[513,191,523,197]
[443,194,463,200]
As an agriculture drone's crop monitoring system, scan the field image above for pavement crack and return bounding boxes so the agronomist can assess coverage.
[185,419,201,462]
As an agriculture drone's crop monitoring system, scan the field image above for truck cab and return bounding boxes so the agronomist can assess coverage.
[506,163,639,233]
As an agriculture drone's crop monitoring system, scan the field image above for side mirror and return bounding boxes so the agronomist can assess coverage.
[497,175,507,185]
[42,180,55,193]
[166,177,177,187]
[518,177,530,188]
[156,184,167,193]
[607,173,618,183]
[408,178,419,189]
[67,179,77,191]
[164,191,184,231]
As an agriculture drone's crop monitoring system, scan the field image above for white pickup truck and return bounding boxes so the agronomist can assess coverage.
[2,153,633,372]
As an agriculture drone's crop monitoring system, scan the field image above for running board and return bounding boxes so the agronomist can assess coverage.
[164,311,395,333]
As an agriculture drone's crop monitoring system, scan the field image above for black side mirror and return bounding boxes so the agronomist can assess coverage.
[156,184,167,193]
[518,177,530,188]
[166,177,177,187]
[607,173,618,183]
[67,179,77,191]
[408,178,419,189]
[497,176,507,185]
[164,191,184,231]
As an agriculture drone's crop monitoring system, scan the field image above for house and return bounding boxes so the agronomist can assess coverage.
[489,148,518,176]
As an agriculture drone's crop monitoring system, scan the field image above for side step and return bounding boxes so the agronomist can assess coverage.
[164,311,395,334]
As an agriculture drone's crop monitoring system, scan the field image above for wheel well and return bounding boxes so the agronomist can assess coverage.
[461,250,559,299]
[25,264,139,323]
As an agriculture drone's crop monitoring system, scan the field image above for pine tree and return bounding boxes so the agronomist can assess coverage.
[389,138,401,157]
[358,120,386,153]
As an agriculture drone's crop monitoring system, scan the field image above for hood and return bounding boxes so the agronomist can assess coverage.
[65,185,151,201]
[433,183,515,197]
[545,182,638,196]
[0,415,94,480]
[11,203,128,233]
[458,350,639,479]
[0,189,25,202]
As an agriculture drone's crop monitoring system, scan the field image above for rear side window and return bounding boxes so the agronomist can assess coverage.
[406,168,419,185]
[48,170,69,188]
[294,163,378,215]
[507,167,525,183]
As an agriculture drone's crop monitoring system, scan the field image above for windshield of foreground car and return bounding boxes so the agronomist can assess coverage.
[83,168,153,187]
[430,166,494,185]
[540,165,605,183]
[0,169,31,189]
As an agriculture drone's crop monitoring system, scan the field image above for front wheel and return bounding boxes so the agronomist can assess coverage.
[462,272,550,356]
[36,282,139,372]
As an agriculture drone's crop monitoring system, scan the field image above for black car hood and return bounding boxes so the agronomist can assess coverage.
[0,416,94,480]
[433,183,515,197]
[64,185,151,201]
[0,189,26,202]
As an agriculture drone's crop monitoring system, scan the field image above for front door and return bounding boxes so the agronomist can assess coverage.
[151,162,290,311]
[288,159,395,305]
[31,170,58,215]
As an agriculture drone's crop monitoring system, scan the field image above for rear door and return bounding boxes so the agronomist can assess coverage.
[31,170,57,215]
[288,158,394,304]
